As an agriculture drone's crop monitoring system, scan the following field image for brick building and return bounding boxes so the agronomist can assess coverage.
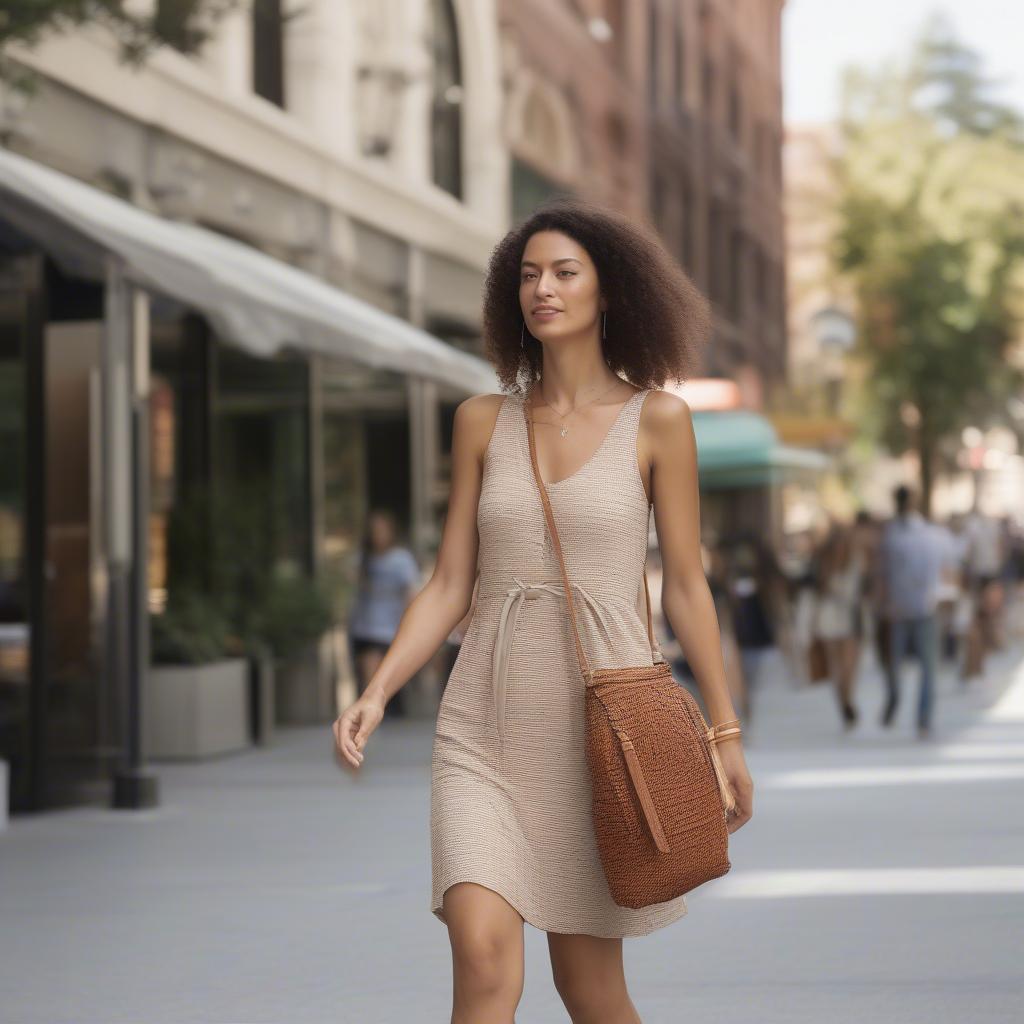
[498,0,788,407]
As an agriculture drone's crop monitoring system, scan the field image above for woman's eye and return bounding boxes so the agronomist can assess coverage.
[521,270,576,281]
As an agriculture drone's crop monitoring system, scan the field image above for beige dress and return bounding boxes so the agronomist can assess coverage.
[430,387,689,937]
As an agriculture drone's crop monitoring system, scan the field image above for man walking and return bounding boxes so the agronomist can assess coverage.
[876,485,950,739]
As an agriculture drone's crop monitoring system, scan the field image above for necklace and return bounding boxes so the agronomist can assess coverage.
[531,378,625,438]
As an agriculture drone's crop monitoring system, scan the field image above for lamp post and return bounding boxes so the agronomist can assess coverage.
[356,64,410,157]
[810,305,856,413]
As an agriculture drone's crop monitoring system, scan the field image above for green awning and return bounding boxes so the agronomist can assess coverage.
[692,410,832,489]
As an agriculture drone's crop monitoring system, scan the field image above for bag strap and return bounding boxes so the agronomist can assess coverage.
[524,395,659,684]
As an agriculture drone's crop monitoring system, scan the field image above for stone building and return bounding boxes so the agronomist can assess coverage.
[0,0,795,815]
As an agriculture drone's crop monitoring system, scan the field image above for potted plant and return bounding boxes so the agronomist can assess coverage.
[146,587,251,759]
[260,566,336,725]
[149,481,339,737]
[146,486,254,759]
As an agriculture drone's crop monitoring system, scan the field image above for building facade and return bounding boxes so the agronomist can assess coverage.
[0,0,792,816]
[498,0,788,403]
[0,0,508,814]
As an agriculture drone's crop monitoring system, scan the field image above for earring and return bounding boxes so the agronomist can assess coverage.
[521,321,526,350]
[602,310,607,340]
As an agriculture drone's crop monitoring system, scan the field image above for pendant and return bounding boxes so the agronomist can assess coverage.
[560,425,568,438]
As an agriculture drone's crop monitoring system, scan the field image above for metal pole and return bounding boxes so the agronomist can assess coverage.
[106,259,158,809]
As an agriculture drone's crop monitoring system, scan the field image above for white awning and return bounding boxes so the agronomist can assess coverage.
[0,147,498,395]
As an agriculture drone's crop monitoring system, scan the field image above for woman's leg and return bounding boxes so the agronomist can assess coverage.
[823,638,852,724]
[547,932,642,1024]
[443,882,525,1024]
[839,634,861,719]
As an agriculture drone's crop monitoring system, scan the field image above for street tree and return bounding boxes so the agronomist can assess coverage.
[833,14,1024,515]
[0,1,239,84]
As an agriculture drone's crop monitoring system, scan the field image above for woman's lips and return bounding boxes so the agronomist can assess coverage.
[532,309,561,319]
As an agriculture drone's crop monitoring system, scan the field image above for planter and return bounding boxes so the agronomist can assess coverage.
[275,631,336,725]
[145,658,251,759]
[249,653,276,746]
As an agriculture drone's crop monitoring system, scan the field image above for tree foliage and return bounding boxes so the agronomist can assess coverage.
[834,14,1024,513]
[0,1,238,76]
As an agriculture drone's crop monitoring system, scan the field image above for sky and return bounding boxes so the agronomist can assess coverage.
[782,0,1024,125]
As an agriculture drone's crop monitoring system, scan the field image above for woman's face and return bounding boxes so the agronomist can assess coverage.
[519,230,605,344]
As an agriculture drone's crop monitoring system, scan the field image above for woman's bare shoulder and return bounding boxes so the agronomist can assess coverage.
[641,388,693,427]
[454,392,514,462]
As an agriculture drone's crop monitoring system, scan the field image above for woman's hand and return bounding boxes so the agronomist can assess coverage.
[718,739,754,834]
[332,692,386,771]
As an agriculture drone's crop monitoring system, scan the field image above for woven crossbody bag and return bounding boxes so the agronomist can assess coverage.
[525,402,738,909]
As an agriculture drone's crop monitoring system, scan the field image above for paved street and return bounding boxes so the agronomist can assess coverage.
[2,637,1023,1024]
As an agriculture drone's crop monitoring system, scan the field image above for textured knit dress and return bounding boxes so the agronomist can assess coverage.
[430,386,689,938]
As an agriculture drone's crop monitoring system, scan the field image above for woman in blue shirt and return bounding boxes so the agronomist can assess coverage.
[347,509,420,717]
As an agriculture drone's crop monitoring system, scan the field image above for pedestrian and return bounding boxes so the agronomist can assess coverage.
[346,508,420,718]
[722,531,782,724]
[939,514,973,668]
[876,485,949,739]
[332,199,753,1021]
[811,520,865,729]
[962,507,1004,680]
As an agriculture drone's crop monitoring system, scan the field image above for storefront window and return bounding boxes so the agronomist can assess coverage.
[0,255,30,812]
[215,344,312,575]
[321,359,408,622]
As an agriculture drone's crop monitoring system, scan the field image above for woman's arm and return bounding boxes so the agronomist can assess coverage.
[334,393,502,768]
[645,391,739,728]
[643,391,753,831]
[362,395,499,709]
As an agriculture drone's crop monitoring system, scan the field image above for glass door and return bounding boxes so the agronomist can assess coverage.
[42,312,109,806]
[0,254,34,813]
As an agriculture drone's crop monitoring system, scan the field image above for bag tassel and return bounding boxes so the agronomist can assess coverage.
[616,731,671,854]
[705,727,739,814]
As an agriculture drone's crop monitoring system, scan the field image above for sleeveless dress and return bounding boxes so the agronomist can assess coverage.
[429,387,689,937]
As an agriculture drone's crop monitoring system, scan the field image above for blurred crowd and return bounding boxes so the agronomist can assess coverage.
[671,487,1024,739]
[345,492,1024,738]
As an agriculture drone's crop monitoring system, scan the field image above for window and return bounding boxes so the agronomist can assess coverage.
[709,200,724,306]
[702,56,715,118]
[680,181,695,272]
[647,4,659,111]
[729,226,744,319]
[674,11,685,109]
[511,159,573,226]
[650,170,666,231]
[728,80,741,141]
[431,0,463,200]
[252,0,285,108]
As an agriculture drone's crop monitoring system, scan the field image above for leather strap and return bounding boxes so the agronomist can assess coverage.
[524,395,658,683]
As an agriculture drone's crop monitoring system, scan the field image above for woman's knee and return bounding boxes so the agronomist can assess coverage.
[451,930,522,1000]
[444,884,524,1001]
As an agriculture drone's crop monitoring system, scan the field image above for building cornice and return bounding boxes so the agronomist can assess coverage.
[9,28,500,268]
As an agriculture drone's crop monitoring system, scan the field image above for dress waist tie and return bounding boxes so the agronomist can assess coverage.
[491,576,619,742]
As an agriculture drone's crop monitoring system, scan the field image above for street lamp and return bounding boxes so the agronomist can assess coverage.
[810,305,856,411]
[356,64,411,157]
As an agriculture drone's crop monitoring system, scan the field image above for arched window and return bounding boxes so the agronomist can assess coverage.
[430,0,463,199]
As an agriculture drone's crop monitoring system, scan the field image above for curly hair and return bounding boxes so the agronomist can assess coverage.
[482,197,711,395]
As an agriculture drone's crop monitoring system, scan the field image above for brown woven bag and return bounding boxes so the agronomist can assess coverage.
[525,401,738,909]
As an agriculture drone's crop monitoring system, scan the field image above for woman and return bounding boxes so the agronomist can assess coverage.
[332,200,754,1022]
[812,520,865,728]
[346,508,420,718]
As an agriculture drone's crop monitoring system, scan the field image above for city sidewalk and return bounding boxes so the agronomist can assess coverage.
[2,633,1022,1023]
